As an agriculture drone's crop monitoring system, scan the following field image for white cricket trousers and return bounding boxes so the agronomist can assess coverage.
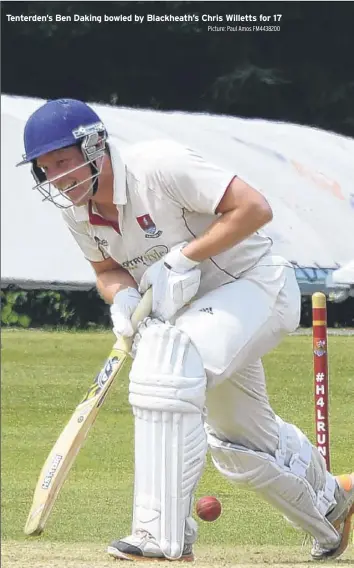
[175,254,301,455]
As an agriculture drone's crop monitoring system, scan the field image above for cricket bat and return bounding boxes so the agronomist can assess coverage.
[24,288,152,536]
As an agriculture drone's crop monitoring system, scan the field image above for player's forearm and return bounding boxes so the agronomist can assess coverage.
[182,203,272,262]
[96,268,138,304]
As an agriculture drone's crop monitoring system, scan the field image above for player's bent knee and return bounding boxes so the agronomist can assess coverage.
[130,321,206,413]
[206,420,338,546]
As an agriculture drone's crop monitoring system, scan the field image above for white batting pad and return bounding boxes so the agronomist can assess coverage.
[206,417,339,548]
[129,322,207,559]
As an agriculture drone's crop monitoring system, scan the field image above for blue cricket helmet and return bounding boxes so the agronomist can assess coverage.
[17,98,105,165]
[17,98,108,208]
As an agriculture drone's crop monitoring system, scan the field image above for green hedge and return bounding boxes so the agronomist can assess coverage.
[1,289,353,329]
[0,289,110,329]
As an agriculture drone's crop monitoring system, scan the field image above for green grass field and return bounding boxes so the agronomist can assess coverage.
[1,330,353,567]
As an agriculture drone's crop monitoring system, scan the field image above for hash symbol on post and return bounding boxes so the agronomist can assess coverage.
[316,372,325,382]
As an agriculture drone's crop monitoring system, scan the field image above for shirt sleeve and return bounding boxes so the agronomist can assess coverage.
[61,210,109,262]
[153,142,236,214]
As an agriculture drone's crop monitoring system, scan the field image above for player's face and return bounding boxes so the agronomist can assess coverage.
[37,146,94,206]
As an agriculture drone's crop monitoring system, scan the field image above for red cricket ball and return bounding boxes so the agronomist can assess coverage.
[196,496,222,522]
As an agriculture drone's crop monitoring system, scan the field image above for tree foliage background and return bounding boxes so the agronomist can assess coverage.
[2,1,354,136]
[2,1,354,328]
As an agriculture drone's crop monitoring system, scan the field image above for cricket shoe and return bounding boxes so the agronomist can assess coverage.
[311,473,354,560]
[107,529,194,562]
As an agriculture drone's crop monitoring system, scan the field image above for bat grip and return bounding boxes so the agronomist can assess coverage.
[131,287,153,332]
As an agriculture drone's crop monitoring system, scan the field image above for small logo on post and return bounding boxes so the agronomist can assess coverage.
[314,340,326,357]
[136,214,162,238]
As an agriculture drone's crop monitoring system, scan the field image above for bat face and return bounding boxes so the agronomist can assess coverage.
[79,355,121,408]
[24,288,152,536]
[41,454,63,490]
[24,348,128,536]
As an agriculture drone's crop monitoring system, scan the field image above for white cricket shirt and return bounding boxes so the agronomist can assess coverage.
[62,139,273,297]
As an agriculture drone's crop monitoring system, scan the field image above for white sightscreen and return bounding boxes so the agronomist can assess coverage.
[1,94,353,293]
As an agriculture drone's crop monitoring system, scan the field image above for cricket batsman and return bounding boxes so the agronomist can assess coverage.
[18,99,354,561]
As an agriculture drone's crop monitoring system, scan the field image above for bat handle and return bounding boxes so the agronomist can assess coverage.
[131,288,153,332]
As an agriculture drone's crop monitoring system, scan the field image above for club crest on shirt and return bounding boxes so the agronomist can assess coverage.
[136,214,162,238]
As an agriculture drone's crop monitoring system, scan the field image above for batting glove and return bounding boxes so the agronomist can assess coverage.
[139,242,201,321]
[110,287,141,338]
[130,316,161,358]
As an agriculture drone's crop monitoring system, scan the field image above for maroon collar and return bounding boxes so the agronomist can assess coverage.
[88,201,121,234]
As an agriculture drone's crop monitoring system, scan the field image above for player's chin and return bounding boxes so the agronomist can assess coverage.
[73,196,91,207]
[68,188,92,207]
